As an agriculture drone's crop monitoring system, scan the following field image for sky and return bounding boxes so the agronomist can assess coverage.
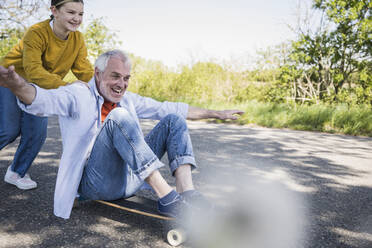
[83,0,302,68]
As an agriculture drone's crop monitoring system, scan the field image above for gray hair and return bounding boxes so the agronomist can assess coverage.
[94,50,132,72]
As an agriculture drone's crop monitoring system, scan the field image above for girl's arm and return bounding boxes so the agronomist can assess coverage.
[22,27,67,89]
[71,35,94,82]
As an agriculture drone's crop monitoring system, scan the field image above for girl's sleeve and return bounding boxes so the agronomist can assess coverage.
[22,28,67,89]
[71,35,94,83]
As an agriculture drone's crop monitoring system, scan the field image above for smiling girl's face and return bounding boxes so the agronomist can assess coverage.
[51,2,84,37]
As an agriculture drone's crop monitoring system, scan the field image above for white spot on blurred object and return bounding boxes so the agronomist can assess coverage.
[185,174,307,248]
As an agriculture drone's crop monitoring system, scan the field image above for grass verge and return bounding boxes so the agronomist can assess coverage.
[202,101,372,137]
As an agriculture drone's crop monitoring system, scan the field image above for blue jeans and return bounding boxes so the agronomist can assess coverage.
[78,108,196,200]
[0,86,47,177]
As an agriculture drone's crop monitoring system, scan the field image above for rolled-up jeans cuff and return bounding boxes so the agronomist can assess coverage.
[170,156,197,175]
[137,158,165,181]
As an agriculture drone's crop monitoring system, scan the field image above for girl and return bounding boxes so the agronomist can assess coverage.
[0,0,93,190]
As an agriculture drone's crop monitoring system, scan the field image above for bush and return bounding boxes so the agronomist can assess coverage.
[0,29,23,58]
[331,104,372,136]
[288,104,333,131]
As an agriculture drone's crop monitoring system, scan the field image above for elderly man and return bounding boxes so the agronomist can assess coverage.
[0,50,243,219]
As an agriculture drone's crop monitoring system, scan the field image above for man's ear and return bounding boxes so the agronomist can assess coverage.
[94,68,101,80]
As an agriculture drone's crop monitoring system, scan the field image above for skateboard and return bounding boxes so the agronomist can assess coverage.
[95,195,187,246]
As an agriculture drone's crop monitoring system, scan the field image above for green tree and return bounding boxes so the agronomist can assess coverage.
[0,28,23,58]
[0,0,48,31]
[82,17,122,63]
[282,0,371,104]
[313,0,371,95]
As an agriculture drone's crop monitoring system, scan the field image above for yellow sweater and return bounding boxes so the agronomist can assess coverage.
[1,19,93,89]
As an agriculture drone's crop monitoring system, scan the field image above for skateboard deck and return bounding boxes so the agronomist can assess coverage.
[95,195,186,246]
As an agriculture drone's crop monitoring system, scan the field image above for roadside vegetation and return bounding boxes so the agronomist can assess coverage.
[129,57,372,137]
[1,0,371,136]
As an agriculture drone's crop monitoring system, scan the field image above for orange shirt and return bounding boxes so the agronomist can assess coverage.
[101,101,117,123]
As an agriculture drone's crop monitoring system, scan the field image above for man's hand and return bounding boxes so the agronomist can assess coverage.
[214,109,245,120]
[0,65,36,105]
[187,106,244,120]
[0,65,25,89]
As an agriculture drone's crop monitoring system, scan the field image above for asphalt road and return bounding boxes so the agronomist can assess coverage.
[1,116,372,248]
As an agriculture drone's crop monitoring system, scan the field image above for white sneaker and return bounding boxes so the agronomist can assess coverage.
[4,166,37,190]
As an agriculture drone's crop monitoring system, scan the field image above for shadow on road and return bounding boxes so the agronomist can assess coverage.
[188,122,372,248]
[0,117,371,247]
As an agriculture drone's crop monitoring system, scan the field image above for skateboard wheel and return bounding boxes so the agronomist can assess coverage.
[167,228,186,246]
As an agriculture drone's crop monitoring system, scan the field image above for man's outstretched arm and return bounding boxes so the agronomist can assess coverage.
[0,65,36,105]
[187,106,244,120]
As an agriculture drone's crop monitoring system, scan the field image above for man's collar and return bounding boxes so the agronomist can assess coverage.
[88,77,102,101]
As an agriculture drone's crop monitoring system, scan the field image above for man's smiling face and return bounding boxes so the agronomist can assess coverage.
[95,57,131,103]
